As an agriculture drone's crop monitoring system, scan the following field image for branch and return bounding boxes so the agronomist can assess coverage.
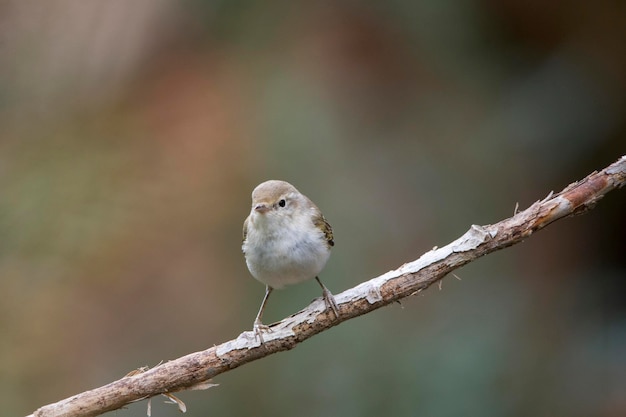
[30,156,626,417]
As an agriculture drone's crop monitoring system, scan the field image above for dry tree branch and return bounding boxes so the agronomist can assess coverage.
[29,156,626,417]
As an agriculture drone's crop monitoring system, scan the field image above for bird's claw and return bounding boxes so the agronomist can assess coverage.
[322,288,340,319]
[253,320,271,343]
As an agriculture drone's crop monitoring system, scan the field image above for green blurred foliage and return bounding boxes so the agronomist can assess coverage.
[1,1,624,416]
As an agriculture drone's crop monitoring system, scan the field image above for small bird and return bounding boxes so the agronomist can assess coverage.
[242,180,339,341]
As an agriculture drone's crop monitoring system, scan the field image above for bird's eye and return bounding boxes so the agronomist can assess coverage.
[278,199,286,207]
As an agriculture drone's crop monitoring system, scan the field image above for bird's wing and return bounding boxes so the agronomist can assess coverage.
[313,214,334,248]
[242,216,249,253]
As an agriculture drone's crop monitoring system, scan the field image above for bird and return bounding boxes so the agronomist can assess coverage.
[242,180,339,342]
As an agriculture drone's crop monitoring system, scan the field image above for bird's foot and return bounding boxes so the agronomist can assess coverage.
[321,288,340,319]
[253,319,272,343]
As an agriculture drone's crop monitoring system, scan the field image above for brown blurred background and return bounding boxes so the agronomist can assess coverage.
[1,1,625,416]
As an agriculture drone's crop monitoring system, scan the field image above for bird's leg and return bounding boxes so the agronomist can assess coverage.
[253,286,273,343]
[315,276,340,319]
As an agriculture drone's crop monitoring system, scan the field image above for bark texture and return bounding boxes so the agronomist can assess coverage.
[29,156,626,417]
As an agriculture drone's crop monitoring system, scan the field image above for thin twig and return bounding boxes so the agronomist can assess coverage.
[29,156,626,417]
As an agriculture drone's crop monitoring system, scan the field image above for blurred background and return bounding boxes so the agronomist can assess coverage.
[1,1,625,416]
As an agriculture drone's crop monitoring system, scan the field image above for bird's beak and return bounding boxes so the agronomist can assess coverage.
[254,203,269,214]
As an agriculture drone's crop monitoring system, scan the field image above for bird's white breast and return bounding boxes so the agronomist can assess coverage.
[243,209,331,289]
